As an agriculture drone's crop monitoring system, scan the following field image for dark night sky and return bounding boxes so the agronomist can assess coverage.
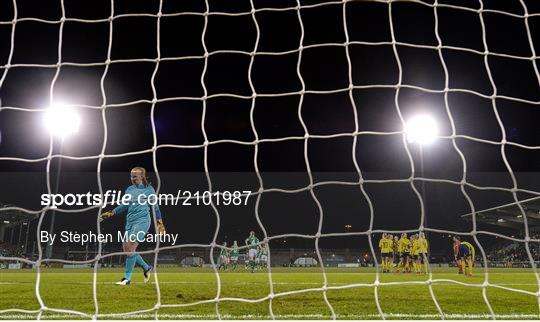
[1,0,540,254]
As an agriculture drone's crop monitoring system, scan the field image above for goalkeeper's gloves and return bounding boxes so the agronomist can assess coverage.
[157,219,166,235]
[99,211,114,222]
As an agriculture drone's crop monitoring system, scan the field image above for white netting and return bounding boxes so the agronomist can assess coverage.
[0,0,540,319]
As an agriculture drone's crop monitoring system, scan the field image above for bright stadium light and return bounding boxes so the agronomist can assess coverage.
[43,102,80,259]
[405,114,438,145]
[44,103,81,138]
[405,114,438,240]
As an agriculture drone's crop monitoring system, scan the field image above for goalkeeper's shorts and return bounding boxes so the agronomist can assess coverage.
[125,220,151,243]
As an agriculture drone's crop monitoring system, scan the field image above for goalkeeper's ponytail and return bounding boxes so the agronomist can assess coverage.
[132,166,149,187]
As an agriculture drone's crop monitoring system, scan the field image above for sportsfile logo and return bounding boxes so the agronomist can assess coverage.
[41,190,134,209]
[40,190,252,209]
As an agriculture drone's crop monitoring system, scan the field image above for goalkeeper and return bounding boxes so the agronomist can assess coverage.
[100,167,166,285]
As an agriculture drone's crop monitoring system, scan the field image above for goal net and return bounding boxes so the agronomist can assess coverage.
[1,0,540,319]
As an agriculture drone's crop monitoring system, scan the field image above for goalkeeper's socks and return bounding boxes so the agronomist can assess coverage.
[124,254,137,281]
[135,254,150,272]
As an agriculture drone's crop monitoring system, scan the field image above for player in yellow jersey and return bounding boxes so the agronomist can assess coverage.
[460,240,475,276]
[418,232,429,274]
[392,235,399,271]
[387,234,395,271]
[378,233,393,273]
[411,234,421,273]
[453,236,474,276]
[378,233,385,271]
[378,233,384,272]
[397,233,411,273]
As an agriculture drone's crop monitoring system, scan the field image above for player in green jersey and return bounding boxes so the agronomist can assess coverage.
[218,241,229,270]
[245,231,259,273]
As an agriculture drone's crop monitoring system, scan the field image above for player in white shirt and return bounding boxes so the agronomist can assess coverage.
[259,242,269,268]
[218,241,229,270]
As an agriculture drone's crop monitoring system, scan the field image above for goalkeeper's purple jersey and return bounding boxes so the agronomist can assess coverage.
[113,183,162,224]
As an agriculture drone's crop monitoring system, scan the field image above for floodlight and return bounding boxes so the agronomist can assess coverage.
[44,104,80,138]
[405,114,438,145]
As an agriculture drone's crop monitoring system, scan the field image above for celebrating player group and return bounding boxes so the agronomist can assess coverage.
[379,233,476,276]
[378,232,429,274]
[217,231,269,272]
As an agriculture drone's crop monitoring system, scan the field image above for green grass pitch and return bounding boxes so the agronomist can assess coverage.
[1,267,539,319]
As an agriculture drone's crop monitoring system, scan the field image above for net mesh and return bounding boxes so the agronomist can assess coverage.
[0,0,540,319]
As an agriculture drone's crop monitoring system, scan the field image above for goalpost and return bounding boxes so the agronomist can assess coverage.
[1,0,540,319]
